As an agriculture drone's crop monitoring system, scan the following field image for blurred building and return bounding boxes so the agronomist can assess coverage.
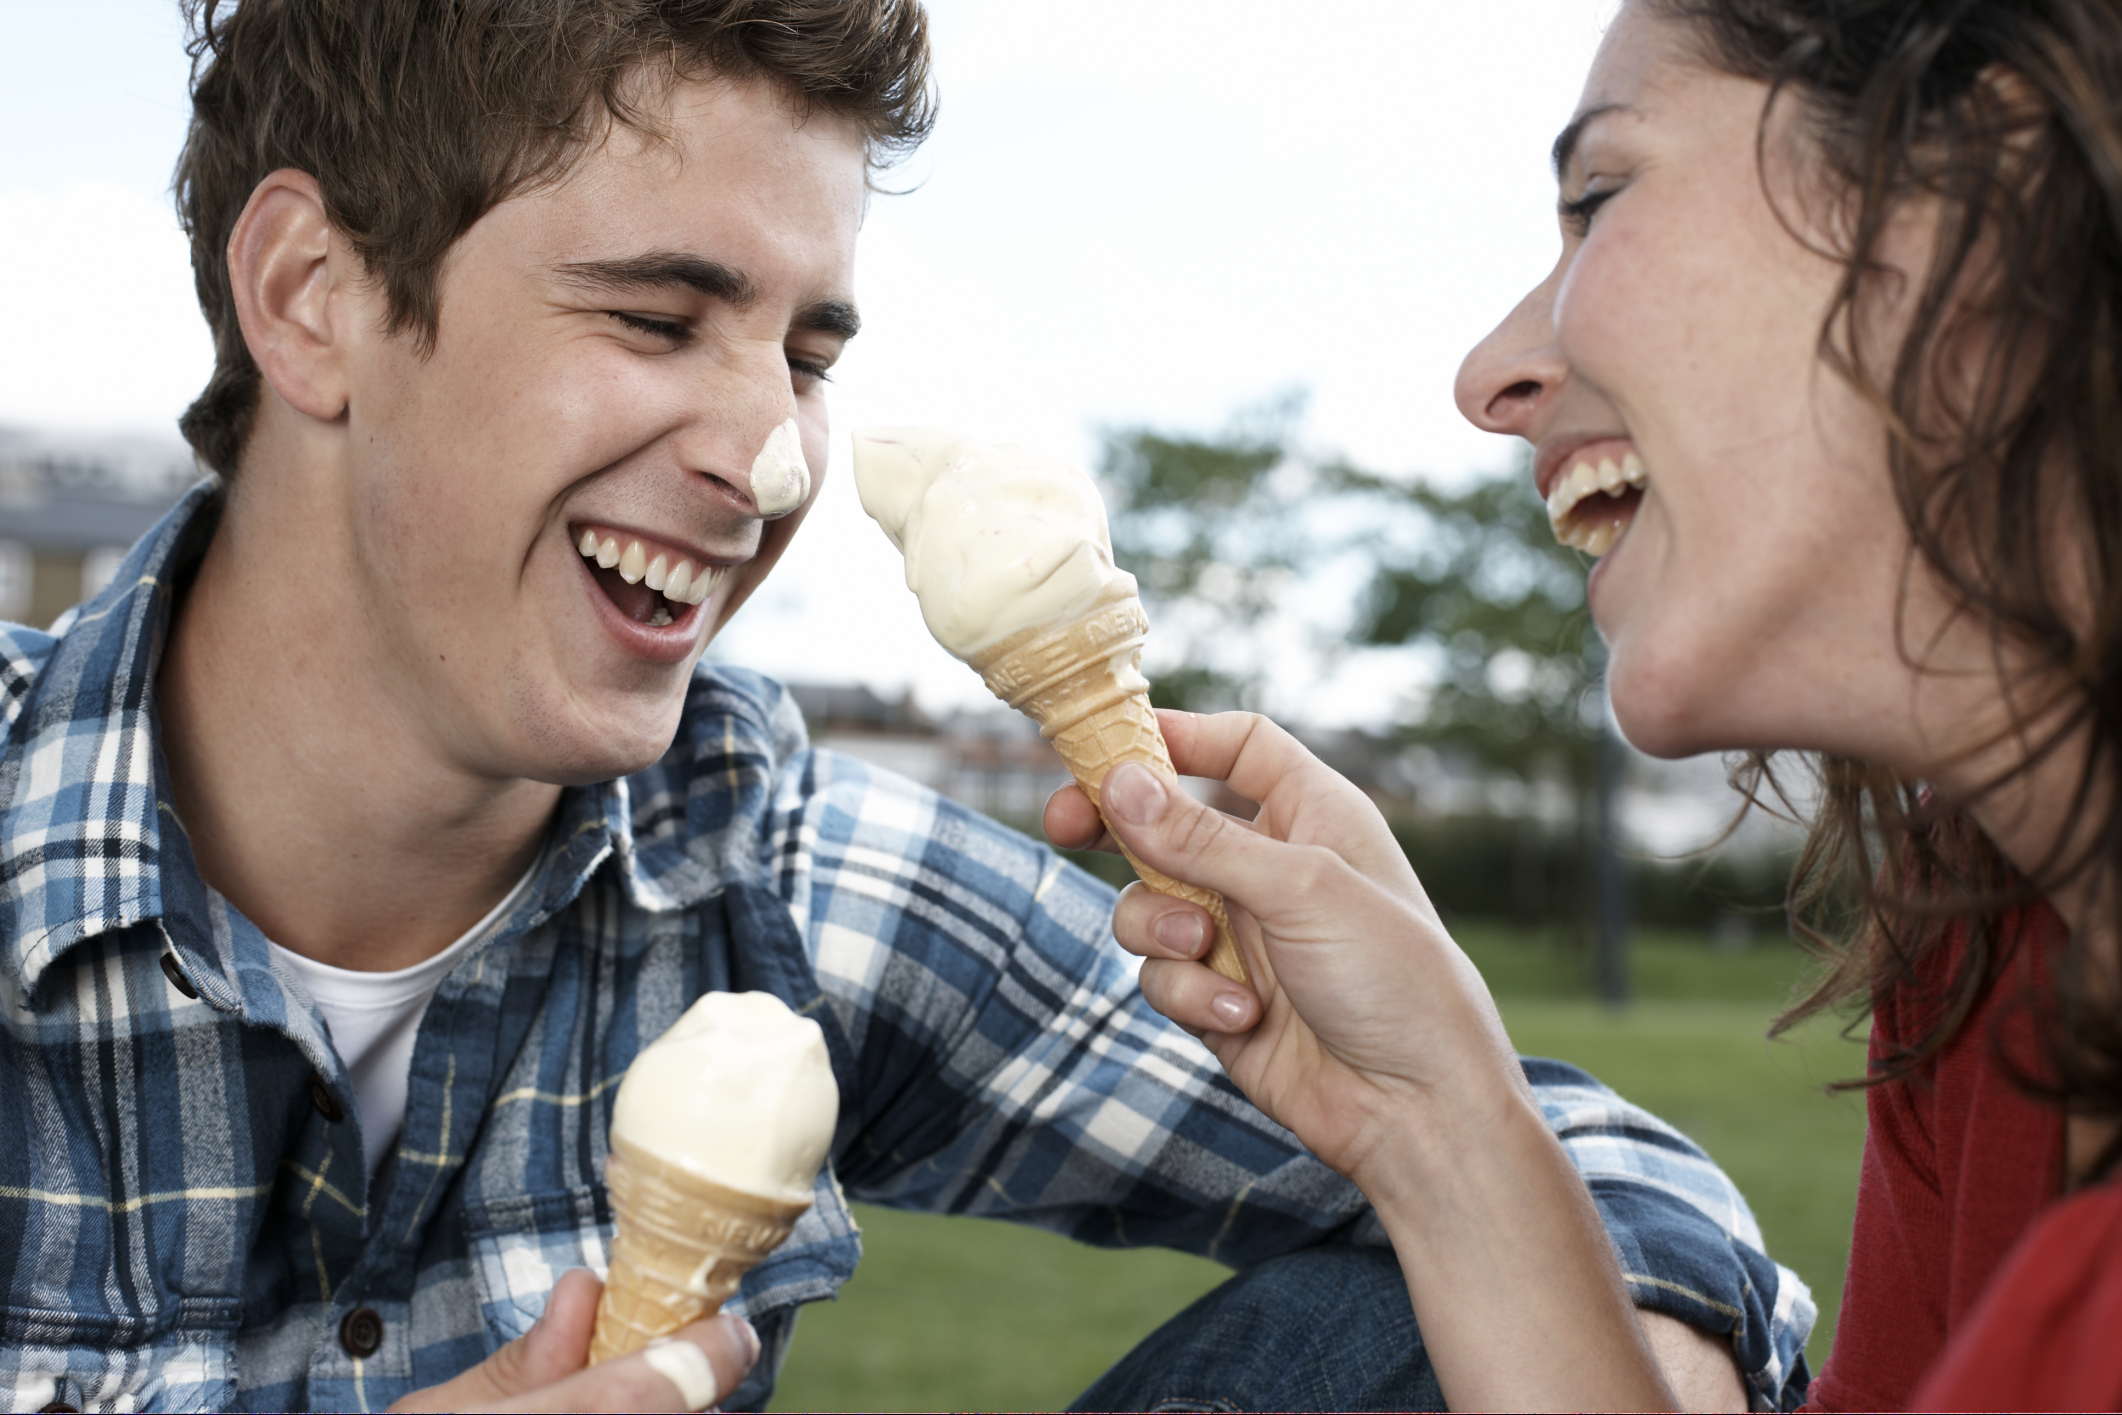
[0,427,199,628]
[785,680,1075,821]
[785,681,1435,825]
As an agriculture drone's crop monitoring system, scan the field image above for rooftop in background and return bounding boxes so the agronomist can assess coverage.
[784,681,933,737]
[783,676,1801,868]
[0,426,199,627]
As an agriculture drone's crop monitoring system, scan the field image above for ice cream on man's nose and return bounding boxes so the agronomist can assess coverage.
[750,418,811,518]
[852,427,1252,986]
[588,990,838,1365]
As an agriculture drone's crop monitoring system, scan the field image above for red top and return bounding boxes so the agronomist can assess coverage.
[1912,1179,2122,1411]
[1802,900,2122,1411]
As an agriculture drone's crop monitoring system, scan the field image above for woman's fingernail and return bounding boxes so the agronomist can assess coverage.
[1153,911,1207,957]
[1210,992,1251,1029]
[1103,762,1167,824]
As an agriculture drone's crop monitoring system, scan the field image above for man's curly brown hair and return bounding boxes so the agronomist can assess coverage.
[174,0,935,477]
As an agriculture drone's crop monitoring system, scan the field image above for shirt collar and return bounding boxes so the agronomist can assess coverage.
[0,479,215,993]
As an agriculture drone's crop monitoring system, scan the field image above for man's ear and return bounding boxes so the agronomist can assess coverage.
[226,169,352,423]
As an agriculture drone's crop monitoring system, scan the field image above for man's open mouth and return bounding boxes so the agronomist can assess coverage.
[575,527,728,628]
[1545,450,1647,558]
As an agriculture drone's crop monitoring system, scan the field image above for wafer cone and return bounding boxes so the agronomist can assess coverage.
[588,1134,813,1364]
[968,583,1251,986]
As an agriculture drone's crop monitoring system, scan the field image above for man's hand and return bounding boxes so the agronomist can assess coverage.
[388,1268,759,1413]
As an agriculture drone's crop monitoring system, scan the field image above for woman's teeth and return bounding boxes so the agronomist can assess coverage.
[1546,451,1648,556]
[576,529,724,610]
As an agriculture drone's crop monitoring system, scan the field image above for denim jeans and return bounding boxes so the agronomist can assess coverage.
[1068,1245,1442,1413]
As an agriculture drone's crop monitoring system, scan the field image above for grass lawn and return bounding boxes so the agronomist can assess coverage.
[770,929,1867,1412]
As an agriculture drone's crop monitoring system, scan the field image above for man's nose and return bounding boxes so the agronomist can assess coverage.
[1455,265,1568,439]
[677,349,807,519]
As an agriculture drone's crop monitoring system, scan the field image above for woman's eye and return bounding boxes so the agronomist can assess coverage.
[608,311,690,344]
[1559,185,1619,236]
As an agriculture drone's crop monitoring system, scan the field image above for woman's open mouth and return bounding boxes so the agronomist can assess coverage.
[575,526,729,629]
[1545,448,1647,557]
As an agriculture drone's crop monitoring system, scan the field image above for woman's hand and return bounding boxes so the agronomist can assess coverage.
[388,1269,758,1412]
[1048,710,1685,1410]
[1045,709,1529,1184]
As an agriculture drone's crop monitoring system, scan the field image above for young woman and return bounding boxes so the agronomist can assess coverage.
[1048,0,2122,1408]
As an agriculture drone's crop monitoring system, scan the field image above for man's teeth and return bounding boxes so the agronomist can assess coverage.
[577,533,724,607]
[1546,451,1648,555]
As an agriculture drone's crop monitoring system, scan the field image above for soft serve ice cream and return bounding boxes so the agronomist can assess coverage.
[852,427,1136,657]
[850,427,1253,987]
[608,990,837,1202]
[589,991,840,1364]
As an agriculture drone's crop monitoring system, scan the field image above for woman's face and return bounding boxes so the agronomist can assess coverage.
[1457,2,1961,766]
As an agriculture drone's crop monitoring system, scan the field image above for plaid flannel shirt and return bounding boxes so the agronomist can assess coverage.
[0,483,1814,1411]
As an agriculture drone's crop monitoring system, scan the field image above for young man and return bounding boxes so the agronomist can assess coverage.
[0,1,1810,1410]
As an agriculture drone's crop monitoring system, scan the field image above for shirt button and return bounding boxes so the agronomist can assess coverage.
[159,951,199,999]
[308,1073,345,1124]
[39,1403,79,1413]
[340,1305,384,1358]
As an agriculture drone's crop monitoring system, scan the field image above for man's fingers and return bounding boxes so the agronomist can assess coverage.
[387,1269,759,1414]
[487,1315,760,1413]
[389,1269,603,1411]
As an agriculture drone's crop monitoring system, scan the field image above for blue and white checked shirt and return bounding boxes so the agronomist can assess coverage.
[0,484,1814,1411]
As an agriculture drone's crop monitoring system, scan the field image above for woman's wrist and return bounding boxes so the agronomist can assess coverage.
[1345,1082,1675,1411]
[1343,1066,1549,1219]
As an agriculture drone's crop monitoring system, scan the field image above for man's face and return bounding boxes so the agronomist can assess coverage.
[332,78,864,785]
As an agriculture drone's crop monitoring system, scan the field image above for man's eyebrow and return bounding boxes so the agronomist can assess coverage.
[794,299,861,340]
[1552,103,1628,181]
[551,252,757,307]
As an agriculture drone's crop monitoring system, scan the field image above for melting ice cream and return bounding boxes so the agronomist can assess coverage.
[851,427,1135,657]
[608,991,838,1204]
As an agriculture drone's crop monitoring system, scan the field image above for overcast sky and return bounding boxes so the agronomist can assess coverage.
[0,0,1618,721]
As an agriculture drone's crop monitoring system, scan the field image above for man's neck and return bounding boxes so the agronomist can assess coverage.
[156,465,562,973]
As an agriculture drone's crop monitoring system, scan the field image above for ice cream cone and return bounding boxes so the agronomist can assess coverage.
[588,1134,814,1364]
[969,583,1252,987]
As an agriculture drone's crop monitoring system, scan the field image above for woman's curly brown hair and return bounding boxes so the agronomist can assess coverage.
[1655,0,2122,1179]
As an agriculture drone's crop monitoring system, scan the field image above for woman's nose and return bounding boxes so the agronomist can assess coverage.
[1455,266,1567,439]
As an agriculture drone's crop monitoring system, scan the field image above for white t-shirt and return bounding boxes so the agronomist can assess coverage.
[271,860,540,1180]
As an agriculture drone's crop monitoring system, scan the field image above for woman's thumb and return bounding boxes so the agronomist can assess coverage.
[1100,760,1269,899]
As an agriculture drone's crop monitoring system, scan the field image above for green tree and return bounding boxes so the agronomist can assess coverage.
[1097,392,1312,713]
[1097,409,1632,994]
[1098,407,1603,791]
[1348,455,1602,818]
[1347,459,1631,992]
